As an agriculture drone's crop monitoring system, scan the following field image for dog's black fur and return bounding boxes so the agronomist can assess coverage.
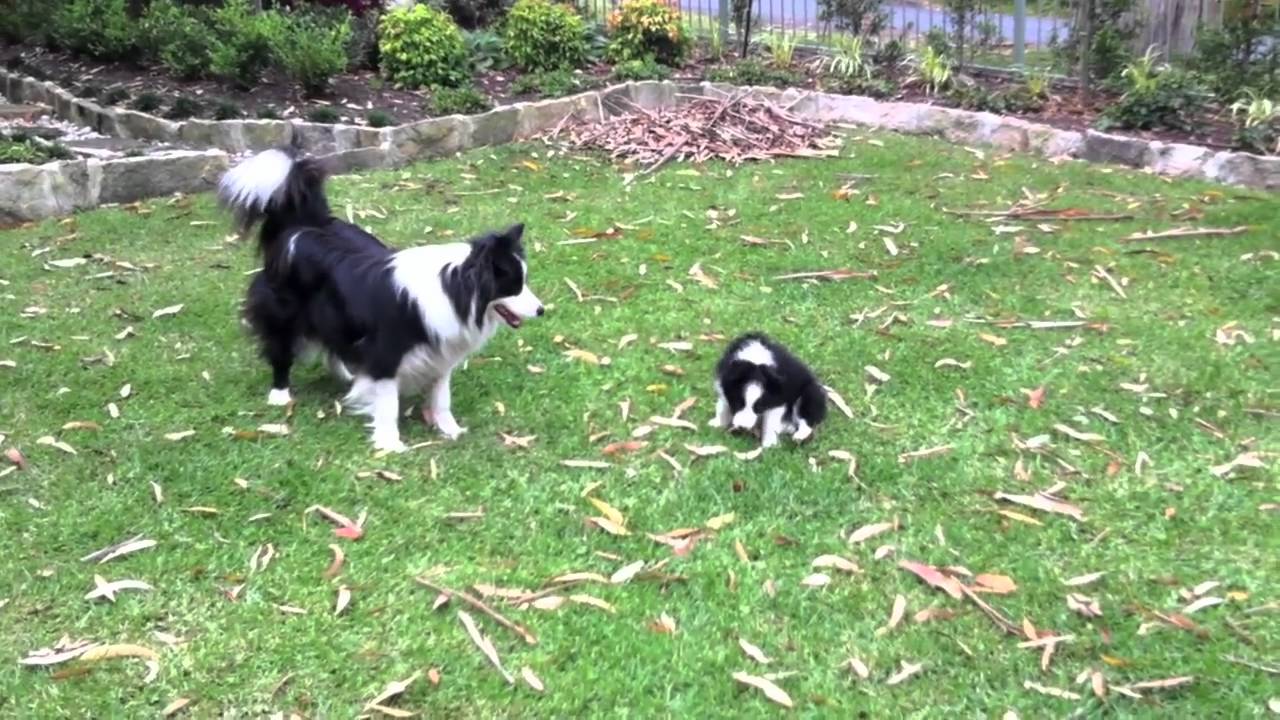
[714,332,827,443]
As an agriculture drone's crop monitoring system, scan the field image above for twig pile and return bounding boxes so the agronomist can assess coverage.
[547,91,838,177]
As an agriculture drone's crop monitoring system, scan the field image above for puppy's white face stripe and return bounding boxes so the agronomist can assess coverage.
[735,340,775,367]
[732,381,764,429]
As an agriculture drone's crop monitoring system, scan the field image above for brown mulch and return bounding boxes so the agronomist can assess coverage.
[548,92,841,174]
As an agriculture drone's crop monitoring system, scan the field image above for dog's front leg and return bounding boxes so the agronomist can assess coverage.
[760,406,785,448]
[429,369,467,440]
[367,377,407,452]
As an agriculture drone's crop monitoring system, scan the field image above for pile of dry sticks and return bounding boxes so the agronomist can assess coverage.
[546,91,839,177]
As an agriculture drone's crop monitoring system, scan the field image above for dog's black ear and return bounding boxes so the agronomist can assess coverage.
[495,223,525,251]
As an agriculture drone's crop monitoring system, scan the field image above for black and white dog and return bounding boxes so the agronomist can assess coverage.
[219,147,544,452]
[710,333,827,448]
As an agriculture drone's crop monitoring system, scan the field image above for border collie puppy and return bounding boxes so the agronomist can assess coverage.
[218,147,544,452]
[710,333,827,448]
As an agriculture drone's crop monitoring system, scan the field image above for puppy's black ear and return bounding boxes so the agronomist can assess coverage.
[492,223,525,250]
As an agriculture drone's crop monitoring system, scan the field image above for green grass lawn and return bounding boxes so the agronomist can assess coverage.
[1,134,1277,718]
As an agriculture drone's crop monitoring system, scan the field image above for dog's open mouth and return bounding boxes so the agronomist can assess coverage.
[494,303,522,329]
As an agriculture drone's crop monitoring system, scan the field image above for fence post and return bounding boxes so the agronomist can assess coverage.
[1013,0,1027,67]
[718,0,730,48]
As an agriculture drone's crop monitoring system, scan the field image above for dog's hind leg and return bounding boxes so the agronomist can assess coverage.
[709,381,732,428]
[263,335,297,406]
[429,368,467,440]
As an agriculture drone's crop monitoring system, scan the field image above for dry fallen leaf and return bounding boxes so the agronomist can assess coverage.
[974,573,1017,595]
[705,512,735,530]
[602,440,647,456]
[85,575,153,602]
[885,661,924,685]
[160,697,191,717]
[562,459,611,469]
[323,544,345,580]
[811,554,860,573]
[802,573,832,588]
[1024,680,1081,700]
[994,491,1086,521]
[521,666,545,693]
[610,560,645,584]
[886,594,907,629]
[732,671,793,708]
[458,610,514,684]
[650,612,678,634]
[587,497,626,529]
[1024,386,1046,409]
[738,638,771,664]
[335,585,352,616]
[848,520,896,544]
[898,560,964,600]
[151,304,184,319]
[847,657,870,680]
[1064,571,1105,587]
[588,516,630,536]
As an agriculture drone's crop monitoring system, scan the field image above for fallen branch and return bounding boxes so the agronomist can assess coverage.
[1119,226,1250,243]
[773,269,876,282]
[415,576,537,645]
[959,585,1022,636]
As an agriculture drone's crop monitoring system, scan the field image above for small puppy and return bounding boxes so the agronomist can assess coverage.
[710,333,827,447]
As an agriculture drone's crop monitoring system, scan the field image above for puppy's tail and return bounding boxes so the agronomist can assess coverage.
[218,147,330,253]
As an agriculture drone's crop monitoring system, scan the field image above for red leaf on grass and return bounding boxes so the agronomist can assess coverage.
[333,525,364,540]
[899,560,964,600]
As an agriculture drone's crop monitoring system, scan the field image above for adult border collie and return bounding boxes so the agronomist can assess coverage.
[218,147,544,452]
[710,333,827,448]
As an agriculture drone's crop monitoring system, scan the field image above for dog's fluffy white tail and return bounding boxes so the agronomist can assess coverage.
[218,148,295,218]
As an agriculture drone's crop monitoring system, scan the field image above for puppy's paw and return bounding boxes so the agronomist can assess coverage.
[708,415,729,428]
[436,414,468,440]
[792,425,813,443]
[266,388,292,406]
[761,434,780,449]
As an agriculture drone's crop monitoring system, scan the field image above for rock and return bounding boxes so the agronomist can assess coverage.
[980,117,1032,153]
[290,122,338,153]
[316,147,388,174]
[386,116,471,164]
[239,120,292,151]
[672,83,705,107]
[0,104,46,121]
[180,120,247,152]
[779,88,817,116]
[810,92,883,125]
[1148,142,1212,179]
[1202,150,1280,190]
[97,150,228,205]
[1028,126,1084,158]
[333,124,383,152]
[1082,130,1152,168]
[630,81,674,111]
[20,77,48,105]
[114,110,180,142]
[600,83,633,117]
[515,93,602,139]
[469,106,520,147]
[0,160,98,223]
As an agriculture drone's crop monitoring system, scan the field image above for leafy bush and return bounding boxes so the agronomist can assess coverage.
[273,11,353,95]
[1229,89,1279,155]
[872,37,906,67]
[1,0,51,45]
[100,87,131,106]
[166,96,202,120]
[302,0,384,15]
[1190,12,1280,100]
[760,30,798,68]
[465,30,511,72]
[208,0,289,88]
[52,0,135,60]
[816,0,885,34]
[0,136,74,164]
[345,10,382,70]
[503,0,588,72]
[366,109,395,128]
[947,81,1042,114]
[913,45,952,95]
[606,0,688,66]
[1097,60,1203,132]
[1055,0,1137,83]
[430,85,493,115]
[441,0,514,29]
[307,106,342,123]
[706,59,802,88]
[379,4,469,88]
[825,75,898,98]
[510,69,598,97]
[132,93,164,113]
[612,57,672,81]
[143,1,216,80]
[213,101,244,120]
[816,34,871,81]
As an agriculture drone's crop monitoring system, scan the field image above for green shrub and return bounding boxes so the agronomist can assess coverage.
[706,59,802,88]
[430,85,493,115]
[166,96,202,120]
[52,0,135,60]
[0,136,72,164]
[441,0,514,29]
[132,92,164,114]
[366,109,395,128]
[1,0,50,45]
[510,69,597,97]
[611,57,672,81]
[465,30,511,72]
[822,74,897,98]
[1097,63,1203,132]
[605,0,688,66]
[1228,89,1279,155]
[208,0,288,88]
[378,4,469,89]
[213,101,244,120]
[273,11,353,96]
[74,84,100,99]
[149,2,216,81]
[503,0,588,72]
[307,106,342,123]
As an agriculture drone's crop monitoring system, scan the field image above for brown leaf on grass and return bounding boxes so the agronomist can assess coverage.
[151,304,184,319]
[688,263,718,289]
[520,666,545,693]
[1154,611,1207,636]
[739,638,772,664]
[898,561,964,600]
[974,574,1017,594]
[650,612,678,634]
[588,516,629,536]
[568,594,615,613]
[458,611,514,684]
[811,555,860,573]
[1091,669,1107,700]
[85,575,153,602]
[610,560,645,584]
[802,573,832,588]
[1063,571,1105,587]
[80,643,160,663]
[1127,676,1194,691]
[163,430,195,442]
[847,657,871,679]
[994,492,1086,521]
[1183,596,1224,614]
[602,440,647,456]
[323,544,345,580]
[1054,424,1105,443]
[979,333,1008,347]
[705,512,735,530]
[1024,386,1046,409]
[5,447,27,470]
[685,444,729,457]
[1209,451,1265,478]
[334,585,352,616]
[885,661,924,685]
[160,698,191,717]
[38,436,77,454]
[886,594,907,629]
[82,536,157,564]
[551,571,610,584]
[649,415,697,430]
[61,421,101,432]
[529,596,566,611]
[1023,680,1081,700]
[774,269,875,282]
[898,445,953,464]
[996,509,1044,526]
[825,386,854,419]
[848,520,897,544]
[732,671,792,708]
[1066,593,1102,618]
[564,348,609,365]
[587,497,626,528]
[913,607,960,624]
[561,459,611,469]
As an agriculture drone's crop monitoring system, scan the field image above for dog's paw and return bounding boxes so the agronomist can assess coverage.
[371,433,407,453]
[436,415,467,440]
[266,388,293,406]
[792,425,813,443]
[708,415,728,428]
[761,434,780,449]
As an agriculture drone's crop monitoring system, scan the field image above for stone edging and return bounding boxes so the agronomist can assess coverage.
[2,69,1276,222]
